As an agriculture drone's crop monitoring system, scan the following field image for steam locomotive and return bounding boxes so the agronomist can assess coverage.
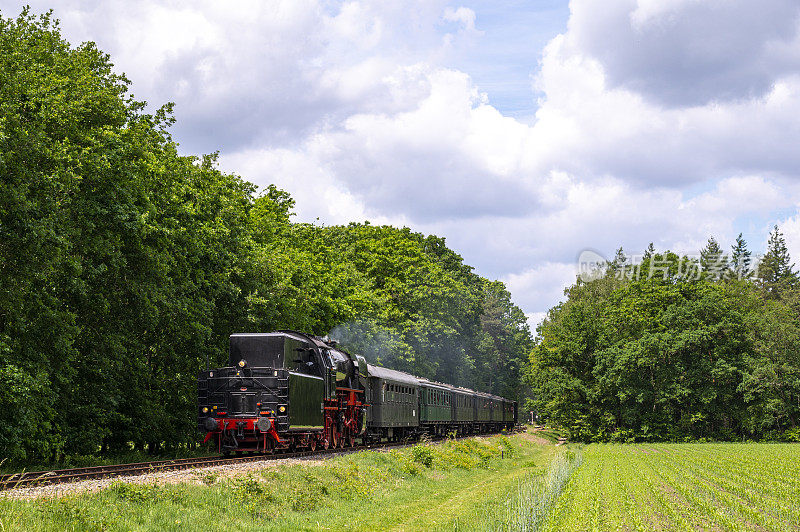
[198,331,517,453]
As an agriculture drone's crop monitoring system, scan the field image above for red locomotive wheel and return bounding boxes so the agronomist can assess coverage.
[347,432,355,447]
[309,438,317,451]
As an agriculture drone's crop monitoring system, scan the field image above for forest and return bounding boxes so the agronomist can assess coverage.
[529,232,800,442]
[0,10,531,461]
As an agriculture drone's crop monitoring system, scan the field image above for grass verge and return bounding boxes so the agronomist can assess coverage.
[0,431,560,531]
[454,445,583,531]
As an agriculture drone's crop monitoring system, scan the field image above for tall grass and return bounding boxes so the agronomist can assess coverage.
[455,446,583,531]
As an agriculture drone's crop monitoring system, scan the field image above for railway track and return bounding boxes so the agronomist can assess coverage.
[0,447,358,491]
[0,434,473,491]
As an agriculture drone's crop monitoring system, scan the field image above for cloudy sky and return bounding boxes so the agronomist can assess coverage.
[5,0,800,328]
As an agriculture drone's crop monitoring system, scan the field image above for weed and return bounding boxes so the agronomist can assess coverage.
[195,471,219,485]
[411,444,435,468]
[110,481,173,504]
[230,474,276,517]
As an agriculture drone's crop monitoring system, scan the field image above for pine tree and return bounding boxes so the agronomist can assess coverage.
[643,242,655,259]
[758,225,798,298]
[700,237,727,281]
[606,247,636,280]
[730,233,752,280]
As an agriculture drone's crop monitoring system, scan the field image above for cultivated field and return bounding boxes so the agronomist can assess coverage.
[546,443,800,531]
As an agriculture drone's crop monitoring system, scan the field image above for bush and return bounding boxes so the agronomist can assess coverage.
[229,475,275,516]
[781,427,800,442]
[110,482,172,504]
[411,445,435,468]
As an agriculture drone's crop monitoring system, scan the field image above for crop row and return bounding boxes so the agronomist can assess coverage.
[545,443,800,531]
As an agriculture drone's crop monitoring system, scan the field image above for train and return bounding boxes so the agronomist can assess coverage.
[198,331,517,453]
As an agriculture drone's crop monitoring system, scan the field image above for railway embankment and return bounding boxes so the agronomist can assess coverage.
[0,430,563,530]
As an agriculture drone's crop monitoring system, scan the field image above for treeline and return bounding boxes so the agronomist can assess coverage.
[0,10,531,461]
[529,229,800,442]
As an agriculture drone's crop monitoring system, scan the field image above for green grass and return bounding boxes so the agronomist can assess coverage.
[545,443,800,531]
[0,432,561,531]
[454,445,583,531]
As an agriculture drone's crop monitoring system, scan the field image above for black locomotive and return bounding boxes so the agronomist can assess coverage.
[198,331,517,453]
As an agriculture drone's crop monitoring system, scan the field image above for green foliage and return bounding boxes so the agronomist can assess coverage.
[530,243,800,442]
[758,225,798,298]
[230,475,277,516]
[110,482,177,504]
[412,444,436,467]
[731,232,753,278]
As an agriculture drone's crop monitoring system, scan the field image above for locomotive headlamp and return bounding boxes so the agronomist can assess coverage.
[202,407,209,413]
[238,359,246,368]
[279,405,286,413]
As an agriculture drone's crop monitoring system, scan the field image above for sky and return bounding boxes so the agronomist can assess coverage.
[4,0,800,329]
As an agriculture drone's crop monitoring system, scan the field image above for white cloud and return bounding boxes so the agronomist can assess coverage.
[503,262,577,316]
[569,0,800,106]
